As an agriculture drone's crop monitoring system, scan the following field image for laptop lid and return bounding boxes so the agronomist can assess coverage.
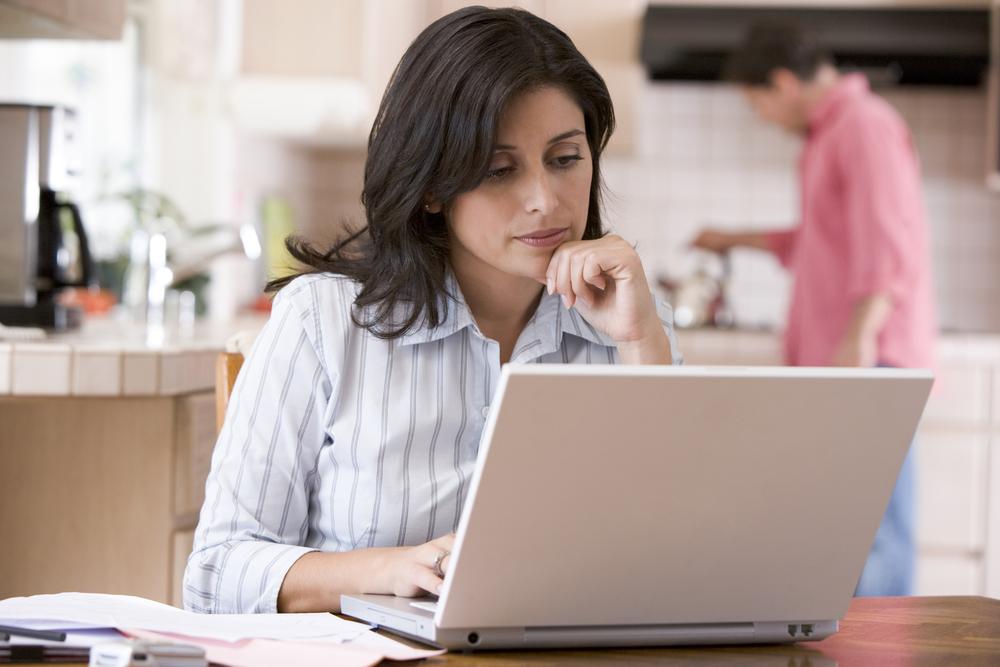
[434,365,933,630]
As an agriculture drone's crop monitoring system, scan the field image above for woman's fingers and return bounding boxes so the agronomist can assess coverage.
[426,533,455,589]
[440,553,452,577]
[411,561,444,596]
[430,533,455,553]
[546,236,641,310]
[548,245,614,308]
[549,247,575,308]
[569,251,597,307]
[581,250,608,291]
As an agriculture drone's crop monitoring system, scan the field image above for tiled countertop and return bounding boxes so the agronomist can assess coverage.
[0,314,268,397]
[675,327,1000,367]
[3,318,998,398]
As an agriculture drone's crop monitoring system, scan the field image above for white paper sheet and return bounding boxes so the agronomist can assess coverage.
[345,629,445,661]
[128,628,443,667]
[0,593,370,643]
[127,629,383,667]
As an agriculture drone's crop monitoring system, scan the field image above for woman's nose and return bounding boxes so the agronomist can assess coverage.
[523,169,558,216]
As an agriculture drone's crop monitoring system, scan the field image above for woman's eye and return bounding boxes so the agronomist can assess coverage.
[486,166,513,180]
[553,155,583,168]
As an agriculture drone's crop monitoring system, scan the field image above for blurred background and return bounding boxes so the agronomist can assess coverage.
[0,0,998,606]
[2,0,998,327]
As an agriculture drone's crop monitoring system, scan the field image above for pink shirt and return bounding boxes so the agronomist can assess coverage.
[765,74,937,369]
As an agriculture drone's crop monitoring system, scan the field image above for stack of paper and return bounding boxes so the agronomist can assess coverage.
[0,593,443,667]
[0,624,125,664]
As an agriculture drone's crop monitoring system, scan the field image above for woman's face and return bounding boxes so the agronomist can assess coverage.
[444,86,593,285]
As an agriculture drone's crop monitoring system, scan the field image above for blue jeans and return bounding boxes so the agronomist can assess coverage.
[854,377,917,596]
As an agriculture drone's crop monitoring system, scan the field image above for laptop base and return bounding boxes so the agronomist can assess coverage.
[341,594,838,650]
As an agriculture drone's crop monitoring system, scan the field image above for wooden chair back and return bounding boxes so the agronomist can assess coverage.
[215,352,245,434]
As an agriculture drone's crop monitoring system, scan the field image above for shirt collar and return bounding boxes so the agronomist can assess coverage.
[396,268,616,354]
[395,269,477,346]
[522,288,617,353]
[807,72,870,133]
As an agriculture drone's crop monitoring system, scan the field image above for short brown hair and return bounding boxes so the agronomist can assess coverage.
[725,20,833,86]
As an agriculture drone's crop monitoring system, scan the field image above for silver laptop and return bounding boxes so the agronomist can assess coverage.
[342,364,933,650]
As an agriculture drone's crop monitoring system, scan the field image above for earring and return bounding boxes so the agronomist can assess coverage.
[423,204,431,212]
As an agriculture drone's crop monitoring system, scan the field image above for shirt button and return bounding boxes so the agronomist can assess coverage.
[481,406,490,418]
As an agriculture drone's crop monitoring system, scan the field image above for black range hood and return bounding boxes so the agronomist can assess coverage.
[640,5,991,87]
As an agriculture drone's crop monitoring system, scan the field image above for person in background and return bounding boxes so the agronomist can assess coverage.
[692,21,937,596]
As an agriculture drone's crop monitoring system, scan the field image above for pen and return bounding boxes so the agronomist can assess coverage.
[0,624,66,642]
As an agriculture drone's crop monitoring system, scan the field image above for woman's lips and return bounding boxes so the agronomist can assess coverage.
[515,227,568,248]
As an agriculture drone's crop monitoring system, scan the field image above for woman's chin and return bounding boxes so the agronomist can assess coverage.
[522,262,551,286]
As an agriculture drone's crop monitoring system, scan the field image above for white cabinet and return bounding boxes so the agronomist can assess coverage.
[227,0,647,152]
[916,431,988,555]
[0,0,126,39]
[987,416,1000,597]
[228,0,426,148]
[240,0,363,79]
[916,554,982,595]
[0,390,217,604]
[675,328,1000,597]
[919,345,1000,597]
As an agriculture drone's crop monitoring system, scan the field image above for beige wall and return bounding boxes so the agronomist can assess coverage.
[241,0,363,78]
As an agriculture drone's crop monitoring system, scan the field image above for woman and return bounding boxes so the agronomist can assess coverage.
[185,6,681,615]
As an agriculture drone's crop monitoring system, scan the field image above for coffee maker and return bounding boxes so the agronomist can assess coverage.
[0,104,93,329]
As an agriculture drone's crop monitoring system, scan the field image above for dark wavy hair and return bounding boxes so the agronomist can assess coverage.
[267,6,615,339]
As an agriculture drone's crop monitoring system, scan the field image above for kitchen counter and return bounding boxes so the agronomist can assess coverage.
[4,319,1000,397]
[0,313,268,397]
[2,319,999,603]
[0,312,269,605]
[675,326,1000,367]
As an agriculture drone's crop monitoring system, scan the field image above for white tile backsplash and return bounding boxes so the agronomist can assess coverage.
[605,81,1000,333]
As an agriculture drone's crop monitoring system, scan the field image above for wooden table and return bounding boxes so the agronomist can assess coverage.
[21,596,1000,666]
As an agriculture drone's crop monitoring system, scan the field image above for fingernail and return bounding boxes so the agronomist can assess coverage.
[562,295,570,309]
[436,584,443,595]
[546,278,553,295]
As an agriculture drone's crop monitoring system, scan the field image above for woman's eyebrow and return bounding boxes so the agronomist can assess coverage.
[546,128,585,144]
[493,128,585,151]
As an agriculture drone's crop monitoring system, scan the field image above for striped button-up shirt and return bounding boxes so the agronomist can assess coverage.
[184,271,682,613]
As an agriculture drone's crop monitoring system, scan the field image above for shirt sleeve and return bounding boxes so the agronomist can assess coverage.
[764,228,801,269]
[655,296,684,365]
[839,112,919,302]
[183,282,334,613]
